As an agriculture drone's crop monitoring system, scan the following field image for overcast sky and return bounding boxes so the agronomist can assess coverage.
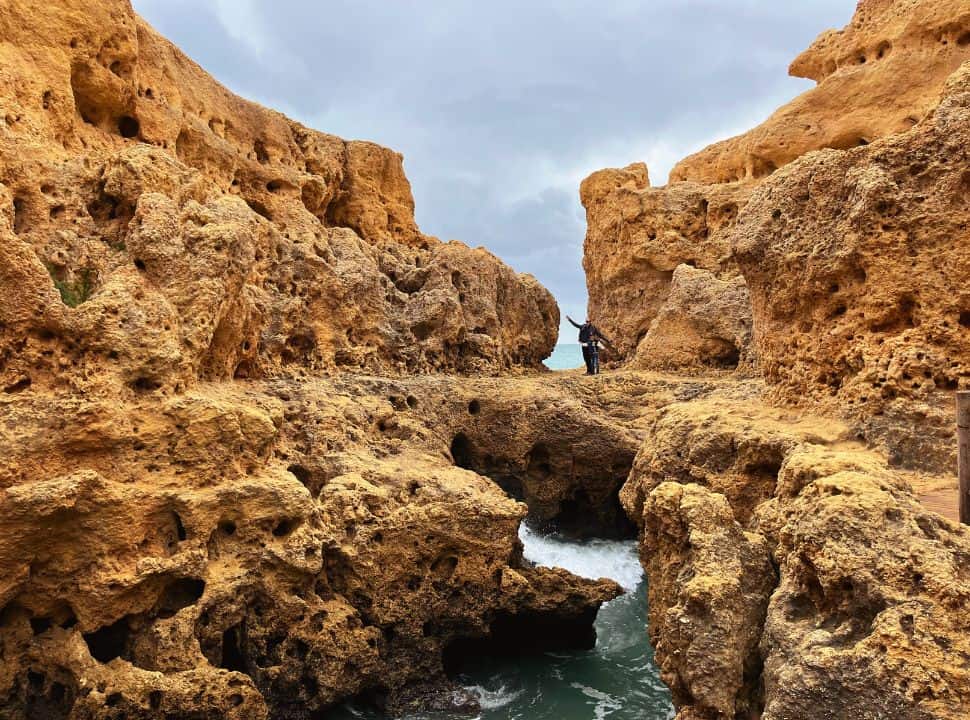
[132,0,853,341]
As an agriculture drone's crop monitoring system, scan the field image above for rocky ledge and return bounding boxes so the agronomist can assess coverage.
[2,0,970,719]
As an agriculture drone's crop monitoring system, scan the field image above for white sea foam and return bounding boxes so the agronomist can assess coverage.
[465,684,524,710]
[570,682,622,720]
[518,524,643,592]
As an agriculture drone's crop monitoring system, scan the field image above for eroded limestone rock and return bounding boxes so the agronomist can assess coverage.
[632,265,752,373]
[672,0,970,184]
[0,375,629,718]
[0,0,556,393]
[582,0,970,382]
[734,61,970,472]
[580,165,750,359]
[624,400,970,719]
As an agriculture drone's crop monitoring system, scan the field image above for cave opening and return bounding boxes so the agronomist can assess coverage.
[442,606,599,677]
[156,578,205,619]
[82,617,131,663]
[449,433,474,470]
[220,623,248,674]
[448,433,636,539]
[117,115,140,138]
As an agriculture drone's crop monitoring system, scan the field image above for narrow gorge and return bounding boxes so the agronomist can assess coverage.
[1,1,969,719]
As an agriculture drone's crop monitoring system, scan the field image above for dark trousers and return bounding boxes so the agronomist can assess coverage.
[582,345,595,374]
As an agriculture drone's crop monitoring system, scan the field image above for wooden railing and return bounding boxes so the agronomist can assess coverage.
[958,391,970,525]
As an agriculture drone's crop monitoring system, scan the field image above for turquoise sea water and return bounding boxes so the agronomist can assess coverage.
[336,527,674,720]
[545,344,584,371]
[448,527,674,720]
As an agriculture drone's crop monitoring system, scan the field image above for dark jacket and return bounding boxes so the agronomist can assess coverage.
[567,317,610,345]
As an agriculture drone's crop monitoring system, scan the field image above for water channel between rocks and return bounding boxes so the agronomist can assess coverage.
[337,524,674,720]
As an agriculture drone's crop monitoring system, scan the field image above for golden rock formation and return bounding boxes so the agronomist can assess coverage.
[581,1,970,718]
[3,0,970,718]
[735,61,970,472]
[0,0,558,394]
[672,0,970,184]
[0,1,599,717]
[582,0,970,471]
[622,399,970,719]
[583,0,970,370]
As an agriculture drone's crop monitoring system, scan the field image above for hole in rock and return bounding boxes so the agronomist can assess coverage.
[83,617,130,663]
[245,199,272,221]
[406,395,418,409]
[712,343,741,369]
[453,434,636,539]
[450,433,474,470]
[29,617,53,635]
[221,624,248,673]
[959,311,970,328]
[467,399,481,415]
[253,139,269,164]
[4,377,32,394]
[157,578,205,618]
[117,115,139,139]
[130,376,162,393]
[411,320,435,341]
[272,518,300,537]
[172,511,187,542]
[13,197,27,234]
[288,463,326,496]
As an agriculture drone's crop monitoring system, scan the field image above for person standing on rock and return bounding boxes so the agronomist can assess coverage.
[566,316,613,375]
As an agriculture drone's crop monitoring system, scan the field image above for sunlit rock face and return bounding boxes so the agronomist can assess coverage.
[0,0,557,393]
[581,0,970,471]
[734,62,970,472]
[592,2,970,718]
[623,399,970,720]
[0,1,593,718]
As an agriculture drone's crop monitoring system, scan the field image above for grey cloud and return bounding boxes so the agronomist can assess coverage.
[134,0,853,339]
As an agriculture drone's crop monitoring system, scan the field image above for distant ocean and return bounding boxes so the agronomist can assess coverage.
[545,343,584,371]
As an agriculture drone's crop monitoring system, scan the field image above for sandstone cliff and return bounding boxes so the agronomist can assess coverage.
[583,1,970,718]
[622,400,970,719]
[0,0,557,396]
[734,61,970,472]
[581,0,970,472]
[583,0,970,368]
[0,2,597,718]
[4,0,970,718]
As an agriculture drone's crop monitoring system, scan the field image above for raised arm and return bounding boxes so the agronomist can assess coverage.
[566,315,583,329]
